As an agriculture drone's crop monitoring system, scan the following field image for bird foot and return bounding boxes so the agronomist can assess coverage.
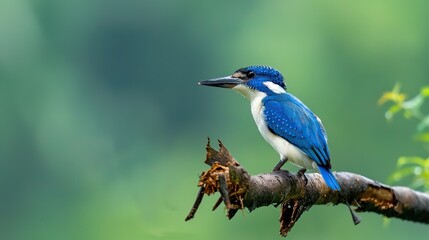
[297,168,308,185]
[346,201,361,225]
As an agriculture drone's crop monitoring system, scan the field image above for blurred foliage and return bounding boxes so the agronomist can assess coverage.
[2,0,429,239]
[380,85,429,192]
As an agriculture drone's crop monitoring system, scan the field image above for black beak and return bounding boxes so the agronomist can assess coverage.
[198,76,243,89]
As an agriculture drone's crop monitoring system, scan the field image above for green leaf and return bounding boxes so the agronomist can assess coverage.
[388,166,417,183]
[421,87,429,97]
[390,156,429,192]
[381,84,429,192]
[415,133,429,142]
[378,83,406,105]
[402,95,424,110]
[417,116,429,132]
[397,156,426,167]
[385,104,402,120]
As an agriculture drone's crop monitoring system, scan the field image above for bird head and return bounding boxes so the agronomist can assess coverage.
[199,66,286,99]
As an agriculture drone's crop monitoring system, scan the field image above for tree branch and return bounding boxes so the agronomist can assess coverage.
[185,139,429,237]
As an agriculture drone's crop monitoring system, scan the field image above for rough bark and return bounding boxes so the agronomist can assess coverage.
[185,139,429,237]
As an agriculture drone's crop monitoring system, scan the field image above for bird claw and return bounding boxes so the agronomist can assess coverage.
[345,201,361,225]
[297,168,308,185]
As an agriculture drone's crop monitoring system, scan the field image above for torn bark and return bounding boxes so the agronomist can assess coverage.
[185,139,429,237]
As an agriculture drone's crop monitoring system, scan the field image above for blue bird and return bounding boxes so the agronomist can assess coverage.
[199,65,341,191]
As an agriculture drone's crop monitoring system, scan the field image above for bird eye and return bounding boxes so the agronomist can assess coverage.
[246,71,255,79]
[233,69,256,80]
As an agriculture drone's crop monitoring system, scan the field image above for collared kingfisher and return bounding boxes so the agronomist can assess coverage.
[199,65,341,191]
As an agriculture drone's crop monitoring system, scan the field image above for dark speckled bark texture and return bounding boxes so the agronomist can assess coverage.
[186,139,429,237]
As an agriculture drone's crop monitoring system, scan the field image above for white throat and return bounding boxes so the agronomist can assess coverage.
[232,84,264,101]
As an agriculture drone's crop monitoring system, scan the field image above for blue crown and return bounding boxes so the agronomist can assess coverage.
[238,65,286,90]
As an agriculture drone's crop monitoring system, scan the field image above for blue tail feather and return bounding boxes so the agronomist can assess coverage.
[318,166,341,191]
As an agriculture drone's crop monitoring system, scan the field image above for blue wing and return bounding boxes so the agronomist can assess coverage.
[262,93,331,167]
[263,93,341,190]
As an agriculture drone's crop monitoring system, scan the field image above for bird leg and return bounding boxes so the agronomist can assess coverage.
[273,157,288,171]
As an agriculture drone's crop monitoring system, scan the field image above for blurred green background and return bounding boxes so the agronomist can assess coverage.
[1,0,428,239]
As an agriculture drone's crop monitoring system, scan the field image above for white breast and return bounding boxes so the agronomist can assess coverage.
[233,84,318,170]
